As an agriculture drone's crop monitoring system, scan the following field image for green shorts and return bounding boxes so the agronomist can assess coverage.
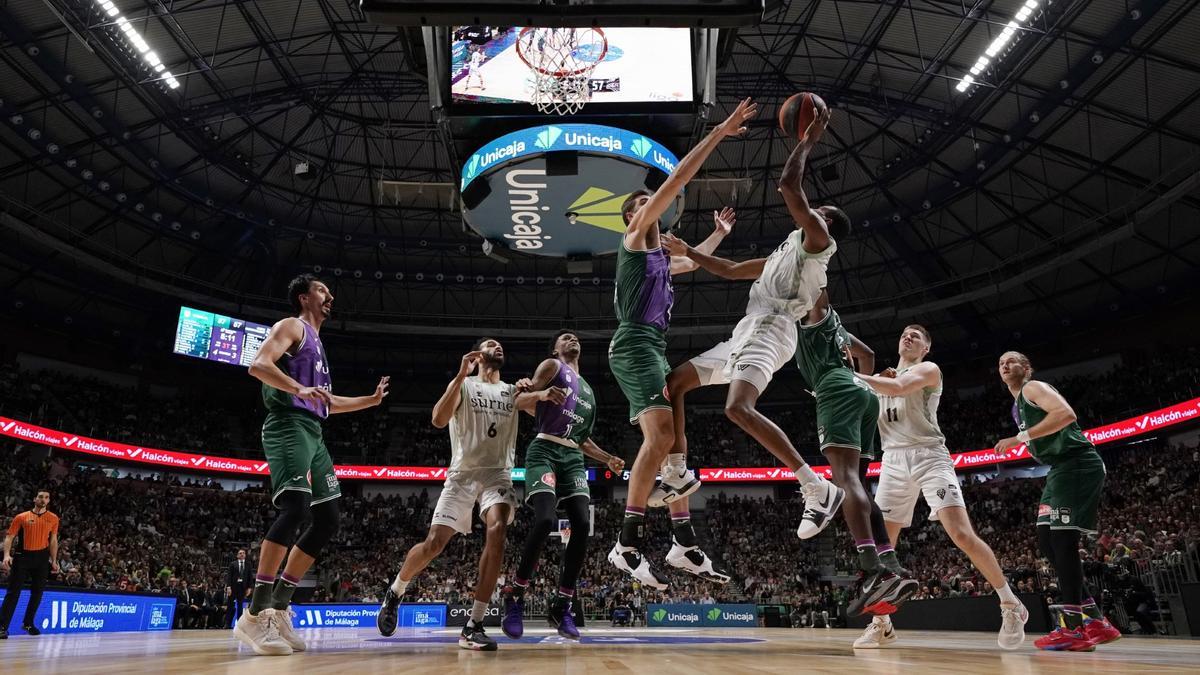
[524,438,590,503]
[609,323,671,424]
[813,369,880,460]
[1037,453,1105,533]
[262,409,341,506]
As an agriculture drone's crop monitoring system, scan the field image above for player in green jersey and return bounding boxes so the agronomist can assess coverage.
[995,351,1120,651]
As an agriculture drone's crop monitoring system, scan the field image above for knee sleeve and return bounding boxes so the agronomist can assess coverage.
[265,490,312,546]
[295,499,340,557]
[1037,525,1054,562]
[563,495,590,540]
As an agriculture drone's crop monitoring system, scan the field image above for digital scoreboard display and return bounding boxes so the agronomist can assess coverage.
[172,306,270,367]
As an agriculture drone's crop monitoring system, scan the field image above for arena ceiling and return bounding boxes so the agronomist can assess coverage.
[1,0,1198,369]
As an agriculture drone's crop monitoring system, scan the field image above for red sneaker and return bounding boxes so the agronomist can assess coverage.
[1083,618,1122,645]
[1034,627,1097,652]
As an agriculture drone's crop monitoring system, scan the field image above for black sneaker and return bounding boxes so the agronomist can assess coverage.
[848,571,918,617]
[0,628,8,639]
[376,587,401,637]
[459,620,498,651]
[23,624,40,636]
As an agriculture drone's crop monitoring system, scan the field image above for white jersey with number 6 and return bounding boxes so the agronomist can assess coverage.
[876,364,946,452]
[449,376,519,471]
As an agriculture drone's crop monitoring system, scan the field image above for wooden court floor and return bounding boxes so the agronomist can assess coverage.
[2,626,1198,674]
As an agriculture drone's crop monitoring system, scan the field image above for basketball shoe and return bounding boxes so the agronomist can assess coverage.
[608,543,669,590]
[853,616,897,648]
[1034,627,1096,651]
[459,620,498,651]
[548,597,581,640]
[847,571,918,617]
[270,608,305,651]
[376,587,401,637]
[501,591,525,639]
[648,468,701,508]
[1082,617,1121,645]
[997,602,1029,650]
[665,537,731,584]
[796,478,845,539]
[233,608,293,655]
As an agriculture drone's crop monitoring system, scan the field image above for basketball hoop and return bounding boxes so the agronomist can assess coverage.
[516,27,608,116]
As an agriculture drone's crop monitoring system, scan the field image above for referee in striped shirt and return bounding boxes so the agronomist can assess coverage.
[1,489,60,639]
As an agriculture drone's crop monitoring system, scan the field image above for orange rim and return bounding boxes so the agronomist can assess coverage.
[515,27,608,78]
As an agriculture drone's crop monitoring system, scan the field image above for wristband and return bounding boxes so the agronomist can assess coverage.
[1016,430,1031,444]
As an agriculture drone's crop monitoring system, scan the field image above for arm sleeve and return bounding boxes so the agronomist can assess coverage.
[6,515,20,537]
[51,514,60,534]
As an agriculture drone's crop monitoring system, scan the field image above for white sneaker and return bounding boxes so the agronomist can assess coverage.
[273,608,306,652]
[233,608,293,656]
[647,468,701,508]
[666,538,731,584]
[998,601,1029,650]
[853,618,897,648]
[796,478,844,539]
[608,543,669,590]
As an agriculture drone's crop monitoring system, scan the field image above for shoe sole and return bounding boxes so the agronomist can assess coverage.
[854,578,918,617]
[661,477,701,505]
[458,639,499,651]
[797,485,845,539]
[666,556,731,585]
[233,623,293,656]
[853,638,897,649]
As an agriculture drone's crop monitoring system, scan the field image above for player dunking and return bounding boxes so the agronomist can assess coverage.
[851,326,1028,649]
[501,330,625,640]
[607,98,756,588]
[995,351,1121,651]
[376,338,528,651]
[238,274,390,656]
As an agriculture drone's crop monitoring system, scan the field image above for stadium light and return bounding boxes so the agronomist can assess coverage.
[955,0,1039,93]
[94,0,182,90]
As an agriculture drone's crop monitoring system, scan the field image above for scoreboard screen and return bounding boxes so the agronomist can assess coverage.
[172,306,270,367]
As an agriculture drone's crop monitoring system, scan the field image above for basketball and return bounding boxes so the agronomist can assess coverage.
[778,92,827,141]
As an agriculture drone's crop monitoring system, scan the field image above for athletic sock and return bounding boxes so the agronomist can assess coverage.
[620,507,646,548]
[1058,604,1086,630]
[878,548,902,575]
[671,510,698,547]
[470,599,488,624]
[665,453,687,477]
[270,572,301,610]
[510,577,528,598]
[794,462,821,487]
[390,574,410,597]
[996,583,1018,605]
[873,614,891,626]
[249,574,276,615]
[1081,597,1103,621]
[856,540,881,573]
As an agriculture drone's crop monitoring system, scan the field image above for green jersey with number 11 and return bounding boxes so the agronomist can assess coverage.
[449,375,519,471]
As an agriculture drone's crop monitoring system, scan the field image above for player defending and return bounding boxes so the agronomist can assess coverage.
[851,326,1028,649]
[659,113,847,540]
[465,46,486,91]
[995,351,1120,652]
[608,98,757,589]
[502,330,625,640]
[238,274,389,656]
[376,338,527,651]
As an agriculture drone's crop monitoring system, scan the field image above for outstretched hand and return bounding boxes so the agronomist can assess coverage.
[719,98,758,137]
[372,376,391,403]
[713,207,736,235]
[801,105,832,149]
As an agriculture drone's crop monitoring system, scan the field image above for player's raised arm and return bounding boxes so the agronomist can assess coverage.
[515,358,566,415]
[662,233,766,280]
[624,99,757,248]
[432,350,482,428]
[779,106,832,254]
[248,318,330,405]
[670,207,737,275]
[858,362,941,397]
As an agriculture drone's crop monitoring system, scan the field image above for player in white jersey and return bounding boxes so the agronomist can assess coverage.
[465,46,486,90]
[851,325,1029,650]
[659,110,849,539]
[376,337,530,651]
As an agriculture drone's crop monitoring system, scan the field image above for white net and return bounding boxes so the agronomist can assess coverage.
[518,27,607,116]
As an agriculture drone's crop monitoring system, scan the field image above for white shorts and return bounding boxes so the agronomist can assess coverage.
[874,447,966,528]
[431,468,518,535]
[689,313,796,394]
